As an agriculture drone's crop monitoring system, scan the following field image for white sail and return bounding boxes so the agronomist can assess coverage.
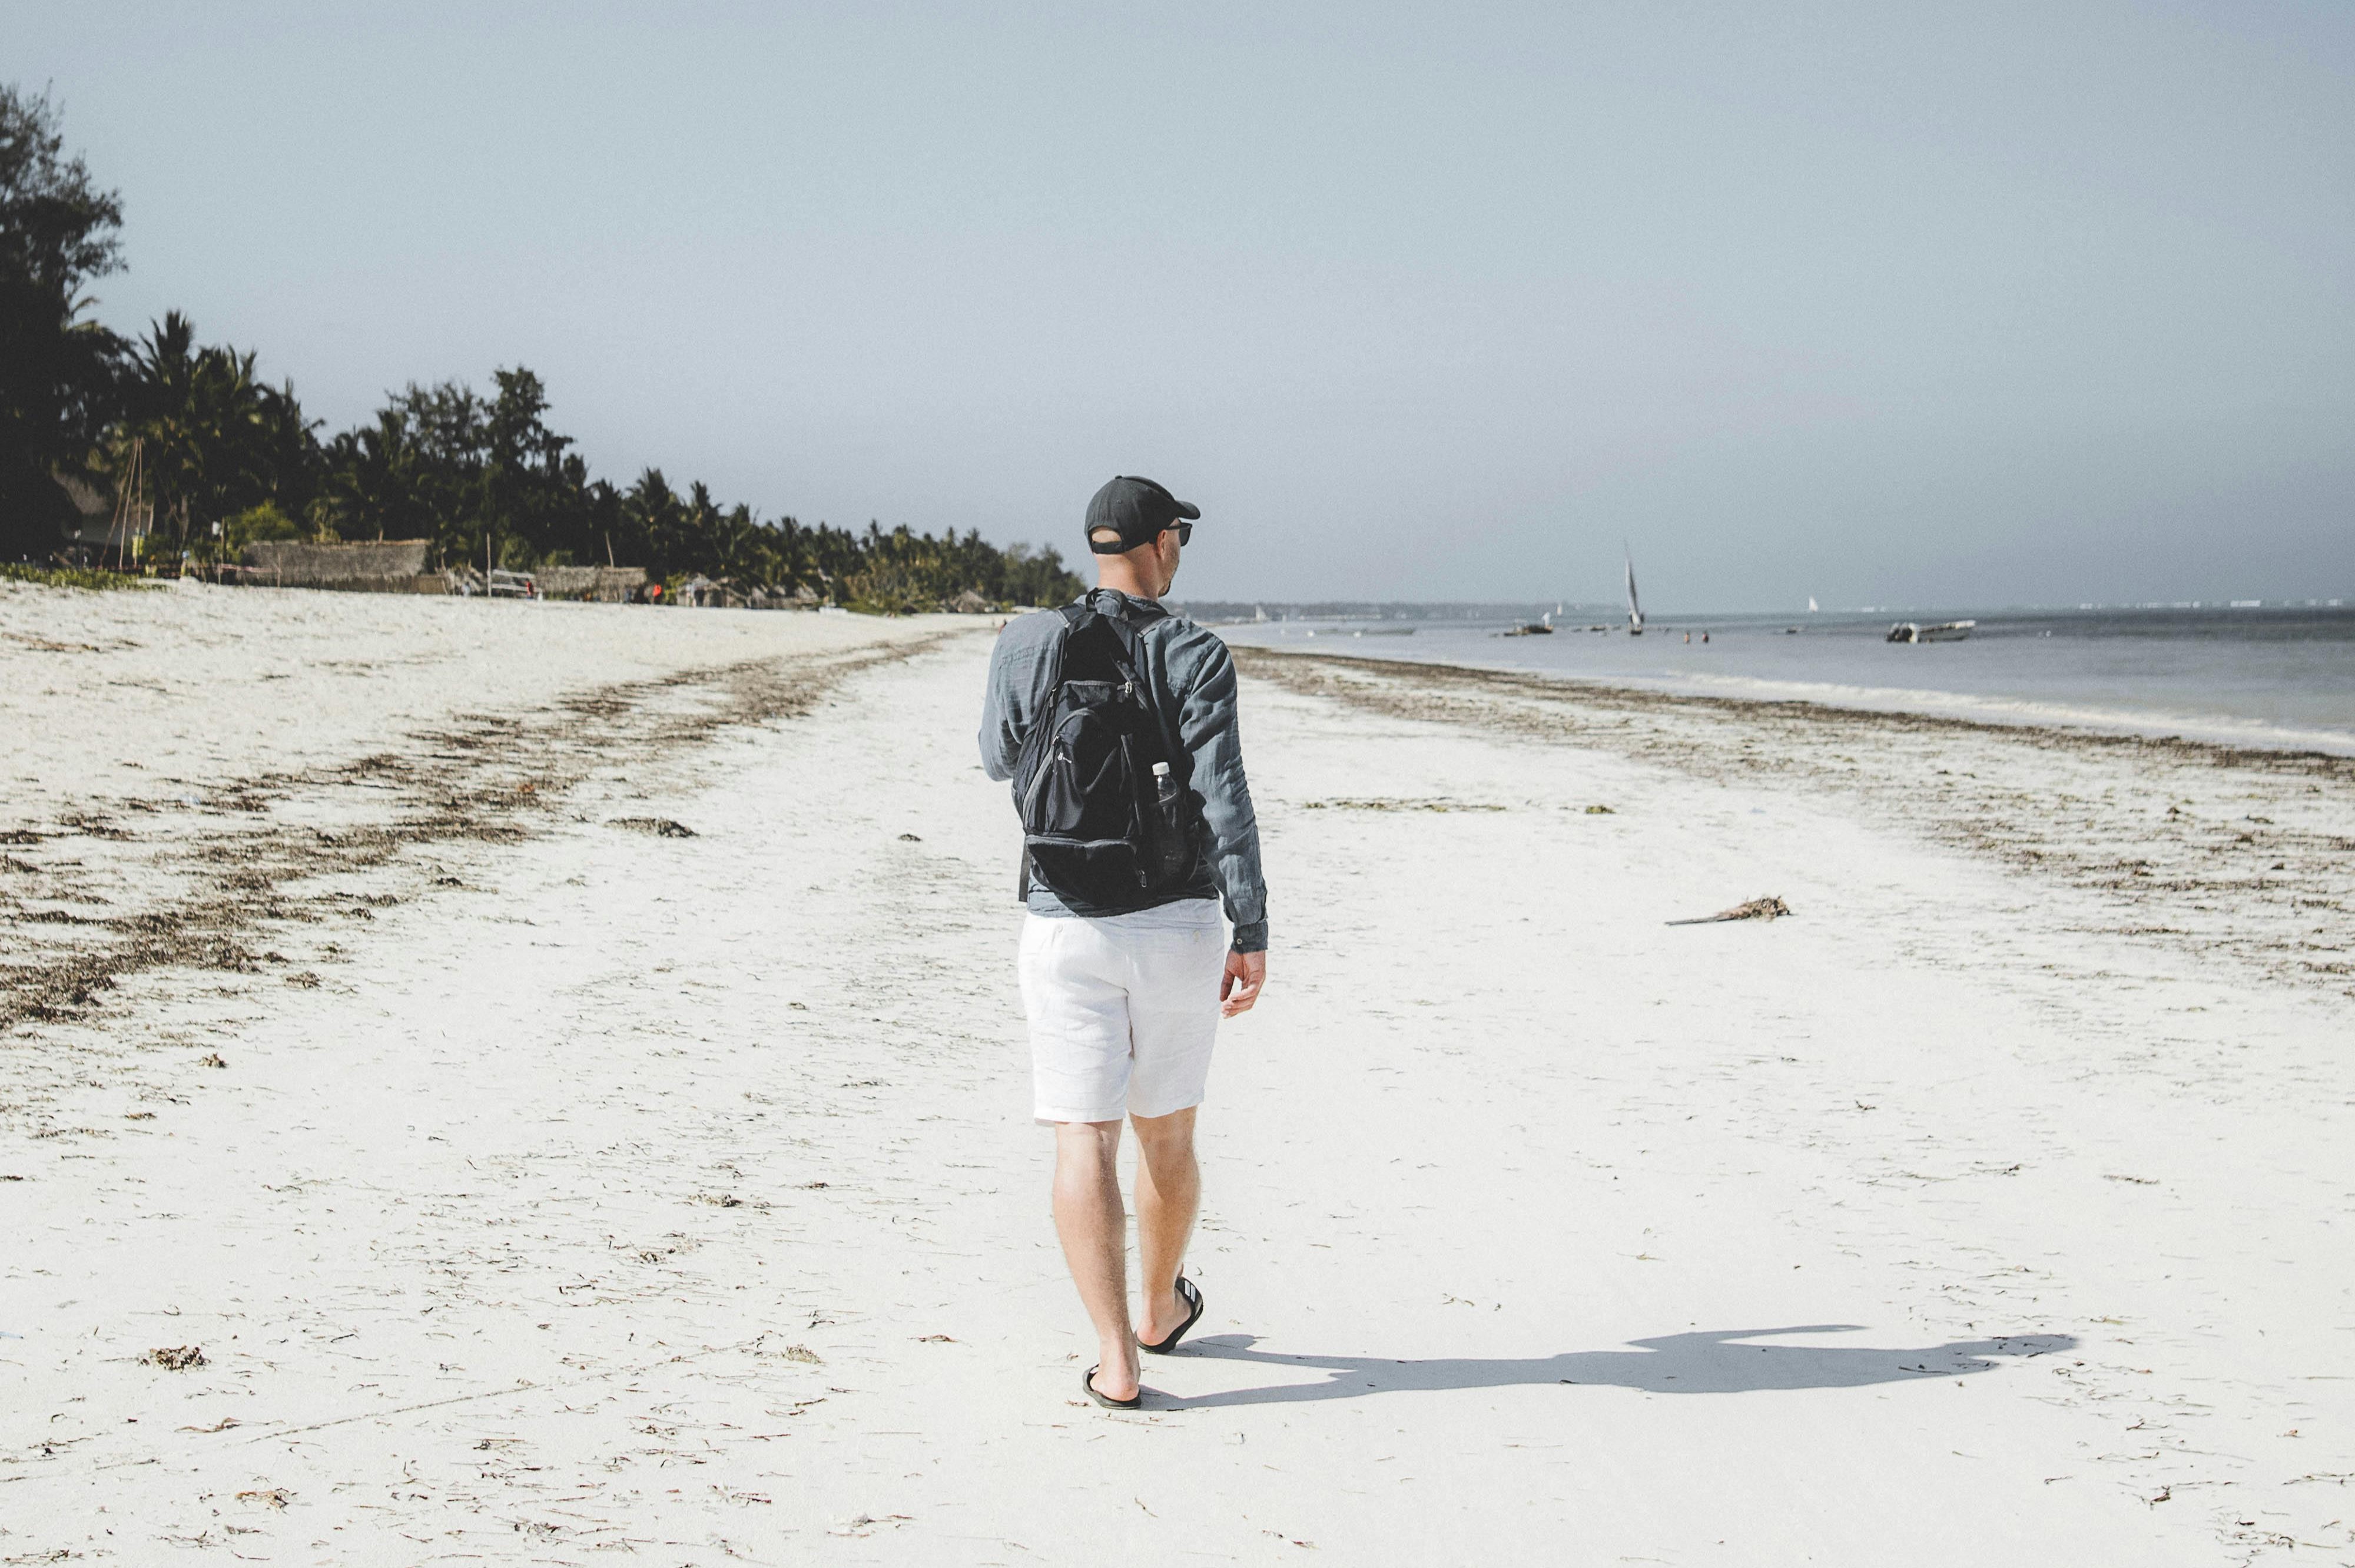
[1624,548,1644,634]
[1807,595,1819,613]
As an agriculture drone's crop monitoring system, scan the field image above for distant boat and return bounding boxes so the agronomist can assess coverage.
[1885,619,1976,644]
[1807,596,1819,613]
[1503,609,1554,637]
[1624,548,1645,636]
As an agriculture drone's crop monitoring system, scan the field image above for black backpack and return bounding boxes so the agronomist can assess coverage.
[1011,592,1202,911]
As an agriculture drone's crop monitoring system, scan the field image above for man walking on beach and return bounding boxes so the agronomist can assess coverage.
[979,476,1269,1408]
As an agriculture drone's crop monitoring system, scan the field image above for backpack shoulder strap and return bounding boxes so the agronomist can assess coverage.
[1013,606,1086,901]
[1079,596,1191,773]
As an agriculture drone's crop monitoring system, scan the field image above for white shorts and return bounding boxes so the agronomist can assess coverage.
[1017,901,1227,1124]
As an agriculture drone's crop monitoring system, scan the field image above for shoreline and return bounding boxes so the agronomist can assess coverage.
[1235,646,2355,1000]
[1236,644,2355,771]
[1216,613,2355,760]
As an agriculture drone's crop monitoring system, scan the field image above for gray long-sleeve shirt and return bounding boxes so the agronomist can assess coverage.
[979,591,1269,952]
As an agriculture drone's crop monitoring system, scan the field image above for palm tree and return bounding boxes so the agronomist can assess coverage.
[117,312,317,552]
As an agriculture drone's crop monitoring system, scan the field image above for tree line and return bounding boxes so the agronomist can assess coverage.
[0,85,1084,610]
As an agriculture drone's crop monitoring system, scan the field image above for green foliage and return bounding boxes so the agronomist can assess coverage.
[833,523,1082,613]
[235,370,1082,605]
[116,311,319,556]
[0,84,128,559]
[997,542,1089,608]
[0,85,121,289]
[221,500,305,552]
[841,565,931,616]
[0,561,155,589]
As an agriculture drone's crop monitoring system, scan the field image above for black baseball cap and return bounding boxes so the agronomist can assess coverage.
[1085,475,1201,555]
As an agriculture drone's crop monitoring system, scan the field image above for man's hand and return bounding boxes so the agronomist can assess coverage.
[1220,949,1266,1018]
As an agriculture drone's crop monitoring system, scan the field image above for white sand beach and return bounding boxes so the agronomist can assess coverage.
[3,583,2351,1565]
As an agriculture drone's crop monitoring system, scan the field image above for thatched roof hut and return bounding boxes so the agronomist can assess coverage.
[239,539,434,592]
[535,565,648,602]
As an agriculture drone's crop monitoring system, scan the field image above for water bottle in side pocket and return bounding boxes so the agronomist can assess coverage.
[1149,760,1194,886]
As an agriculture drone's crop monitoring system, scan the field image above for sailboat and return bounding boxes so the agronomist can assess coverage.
[1807,596,1819,613]
[1624,548,1645,635]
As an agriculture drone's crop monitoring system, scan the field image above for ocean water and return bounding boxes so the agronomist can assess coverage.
[1213,606,2355,756]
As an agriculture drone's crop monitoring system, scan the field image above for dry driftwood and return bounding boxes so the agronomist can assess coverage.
[1667,896,1792,926]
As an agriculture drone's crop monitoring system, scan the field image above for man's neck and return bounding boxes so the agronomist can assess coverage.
[1093,566,1162,600]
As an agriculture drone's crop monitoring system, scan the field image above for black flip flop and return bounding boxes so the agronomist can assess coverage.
[1083,1364,1141,1410]
[1140,1275,1205,1356]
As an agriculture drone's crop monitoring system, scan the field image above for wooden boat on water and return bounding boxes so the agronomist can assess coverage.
[1885,619,1976,644]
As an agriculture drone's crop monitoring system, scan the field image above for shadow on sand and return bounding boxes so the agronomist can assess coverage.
[1161,1324,2078,1409]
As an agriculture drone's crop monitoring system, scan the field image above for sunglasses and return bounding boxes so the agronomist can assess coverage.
[1164,521,1193,546]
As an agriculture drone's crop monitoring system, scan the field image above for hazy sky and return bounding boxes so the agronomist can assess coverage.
[17,2,2353,608]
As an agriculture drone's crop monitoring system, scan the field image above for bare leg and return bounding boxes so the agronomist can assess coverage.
[1052,1119,1136,1400]
[1132,1106,1200,1346]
